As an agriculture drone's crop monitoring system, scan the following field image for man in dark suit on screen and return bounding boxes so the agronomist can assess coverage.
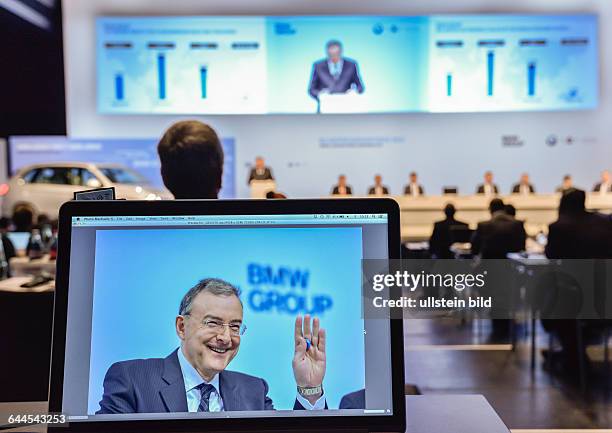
[308,40,364,105]
[97,279,327,414]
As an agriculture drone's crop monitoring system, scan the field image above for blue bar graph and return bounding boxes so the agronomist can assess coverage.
[446,73,452,96]
[157,54,166,100]
[487,51,494,96]
[114,74,124,100]
[200,66,207,99]
[527,62,536,96]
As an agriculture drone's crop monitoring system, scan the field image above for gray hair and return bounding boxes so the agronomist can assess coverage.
[178,278,242,315]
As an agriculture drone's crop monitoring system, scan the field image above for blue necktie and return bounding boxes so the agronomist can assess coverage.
[197,383,216,412]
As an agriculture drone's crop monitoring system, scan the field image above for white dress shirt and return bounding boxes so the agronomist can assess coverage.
[600,182,611,195]
[177,347,326,411]
[327,59,344,79]
[410,183,421,197]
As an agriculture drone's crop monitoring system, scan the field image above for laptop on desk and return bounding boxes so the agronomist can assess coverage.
[48,198,405,433]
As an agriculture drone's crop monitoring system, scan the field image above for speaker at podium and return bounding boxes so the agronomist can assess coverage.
[249,180,277,198]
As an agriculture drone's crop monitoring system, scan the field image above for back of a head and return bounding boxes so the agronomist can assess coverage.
[489,198,505,214]
[13,206,34,232]
[443,203,456,219]
[158,120,224,199]
[558,188,586,216]
[504,204,516,217]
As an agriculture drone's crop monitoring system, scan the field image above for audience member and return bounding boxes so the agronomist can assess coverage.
[157,120,224,199]
[542,189,612,373]
[471,199,526,259]
[429,204,469,259]
[555,174,574,194]
[248,156,274,184]
[511,173,535,195]
[592,169,611,194]
[12,205,34,232]
[367,174,389,196]
[331,175,352,196]
[0,217,16,262]
[471,198,526,338]
[504,204,517,217]
[476,171,499,195]
[404,172,424,197]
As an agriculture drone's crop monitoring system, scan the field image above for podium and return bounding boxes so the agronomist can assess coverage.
[318,92,367,113]
[249,180,276,199]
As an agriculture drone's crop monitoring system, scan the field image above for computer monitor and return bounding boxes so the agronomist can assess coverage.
[49,199,405,432]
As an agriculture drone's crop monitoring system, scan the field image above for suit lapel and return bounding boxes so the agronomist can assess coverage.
[160,349,188,412]
[219,371,240,411]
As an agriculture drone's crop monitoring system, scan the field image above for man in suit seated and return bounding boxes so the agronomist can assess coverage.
[476,171,499,195]
[429,204,469,259]
[97,278,326,413]
[555,174,574,194]
[331,175,352,196]
[542,189,612,373]
[308,40,364,104]
[367,174,390,196]
[592,169,611,194]
[247,157,274,184]
[471,199,526,338]
[511,173,535,195]
[404,172,424,197]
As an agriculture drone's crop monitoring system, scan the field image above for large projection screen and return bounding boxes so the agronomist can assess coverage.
[63,0,611,199]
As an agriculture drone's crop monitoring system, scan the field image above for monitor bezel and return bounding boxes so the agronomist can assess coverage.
[49,198,404,433]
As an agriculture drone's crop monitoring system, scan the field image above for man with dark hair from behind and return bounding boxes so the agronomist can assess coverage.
[471,198,526,339]
[157,120,224,199]
[429,203,468,259]
[542,189,612,374]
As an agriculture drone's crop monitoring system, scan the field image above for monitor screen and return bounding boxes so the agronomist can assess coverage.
[59,212,394,423]
[96,14,598,115]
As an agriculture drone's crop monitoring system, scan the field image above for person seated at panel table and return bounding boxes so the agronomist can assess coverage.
[367,174,390,196]
[541,189,612,374]
[429,204,469,259]
[555,174,574,195]
[157,120,224,199]
[331,175,353,196]
[403,172,424,197]
[247,156,274,185]
[511,173,535,195]
[592,169,611,195]
[476,171,499,196]
[97,278,327,414]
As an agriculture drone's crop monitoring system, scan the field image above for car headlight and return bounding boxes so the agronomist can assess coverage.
[145,193,157,200]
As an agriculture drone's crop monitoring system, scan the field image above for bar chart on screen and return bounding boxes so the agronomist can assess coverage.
[426,14,598,112]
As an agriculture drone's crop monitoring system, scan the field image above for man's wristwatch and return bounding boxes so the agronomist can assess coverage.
[297,384,323,397]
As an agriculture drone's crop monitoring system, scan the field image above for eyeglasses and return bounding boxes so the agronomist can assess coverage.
[185,315,246,336]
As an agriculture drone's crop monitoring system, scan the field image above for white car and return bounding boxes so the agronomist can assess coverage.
[0,162,172,219]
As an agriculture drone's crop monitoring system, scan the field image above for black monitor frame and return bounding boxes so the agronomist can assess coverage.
[49,198,404,433]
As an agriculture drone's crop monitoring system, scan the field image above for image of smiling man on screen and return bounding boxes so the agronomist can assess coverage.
[308,40,364,101]
[97,278,327,414]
